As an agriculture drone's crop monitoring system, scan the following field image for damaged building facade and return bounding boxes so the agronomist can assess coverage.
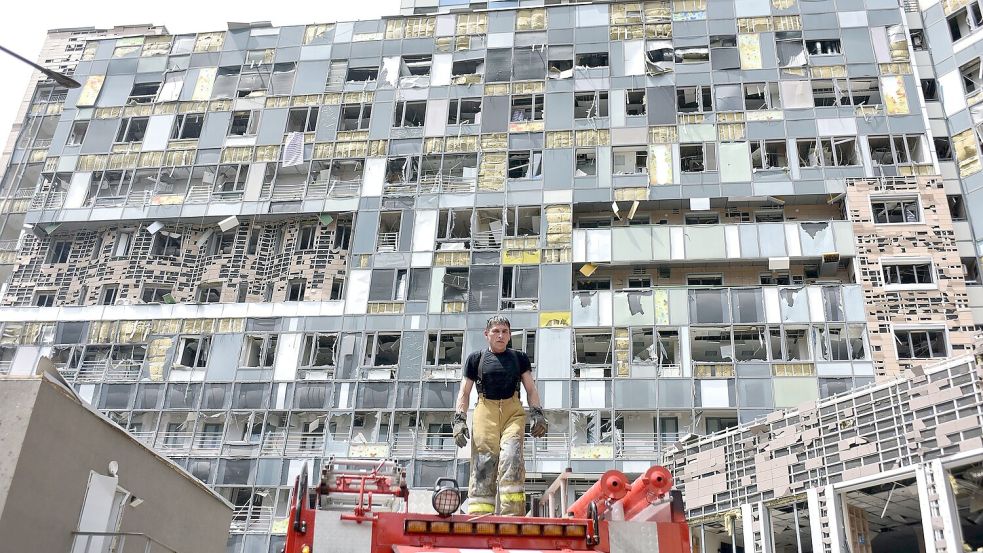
[2,0,983,551]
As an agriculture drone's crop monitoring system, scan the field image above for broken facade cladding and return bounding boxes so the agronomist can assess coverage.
[2,0,983,551]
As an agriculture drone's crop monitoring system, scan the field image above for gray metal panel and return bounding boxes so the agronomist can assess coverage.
[106,58,139,76]
[256,108,288,145]
[841,29,875,63]
[178,69,201,101]
[488,11,516,33]
[277,25,305,47]
[539,264,572,310]
[315,104,339,141]
[480,96,509,133]
[293,60,331,95]
[647,87,676,125]
[79,119,119,154]
[544,149,574,190]
[198,112,232,150]
[546,91,574,130]
[95,74,135,107]
[351,210,380,254]
[368,102,395,140]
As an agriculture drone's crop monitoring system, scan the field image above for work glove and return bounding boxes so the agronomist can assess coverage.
[529,407,548,438]
[453,412,470,448]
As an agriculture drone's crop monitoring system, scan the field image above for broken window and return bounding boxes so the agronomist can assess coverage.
[340,103,372,131]
[377,211,401,251]
[46,240,71,264]
[731,288,764,323]
[162,114,201,142]
[386,156,420,184]
[684,212,718,225]
[128,279,160,304]
[436,208,472,242]
[420,153,478,188]
[177,336,210,368]
[228,110,260,136]
[576,149,597,176]
[369,269,408,301]
[364,333,401,366]
[67,120,88,146]
[679,143,716,172]
[782,328,810,361]
[300,333,337,368]
[127,82,160,105]
[811,79,844,107]
[625,89,646,116]
[426,331,464,366]
[507,150,543,179]
[921,79,939,102]
[750,140,789,170]
[949,3,983,41]
[806,39,841,56]
[287,279,306,301]
[733,326,767,361]
[575,52,609,69]
[796,138,858,167]
[871,197,920,223]
[672,46,708,65]
[883,262,933,285]
[687,273,722,285]
[612,147,648,175]
[442,268,469,303]
[400,54,432,77]
[113,231,133,257]
[115,117,149,143]
[575,331,613,365]
[393,101,426,127]
[961,58,982,94]
[505,206,540,237]
[241,335,278,368]
[196,284,222,303]
[501,265,539,309]
[297,225,317,251]
[451,58,484,79]
[548,45,574,78]
[743,83,780,110]
[346,66,379,82]
[211,67,240,100]
[576,278,611,290]
[447,98,481,125]
[690,328,730,363]
[286,107,318,133]
[99,285,119,305]
[868,135,909,166]
[936,137,954,161]
[151,233,182,257]
[677,86,712,112]
[895,329,947,358]
[212,164,248,194]
[510,94,544,122]
[34,291,55,307]
[847,79,881,106]
[574,92,609,119]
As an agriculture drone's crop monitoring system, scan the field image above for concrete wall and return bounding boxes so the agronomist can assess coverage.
[0,377,231,553]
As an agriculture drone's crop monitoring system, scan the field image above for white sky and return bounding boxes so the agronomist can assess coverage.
[0,0,400,149]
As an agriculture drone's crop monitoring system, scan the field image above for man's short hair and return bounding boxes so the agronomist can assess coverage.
[485,315,511,330]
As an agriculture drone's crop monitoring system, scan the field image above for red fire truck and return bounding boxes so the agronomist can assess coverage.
[282,458,691,553]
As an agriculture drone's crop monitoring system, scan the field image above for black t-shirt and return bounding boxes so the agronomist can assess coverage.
[464,348,532,400]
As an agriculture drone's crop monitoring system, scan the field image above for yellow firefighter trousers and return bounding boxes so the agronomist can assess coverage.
[468,394,526,516]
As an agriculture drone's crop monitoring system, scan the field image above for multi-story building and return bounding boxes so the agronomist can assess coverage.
[0,24,167,288]
[1,1,982,551]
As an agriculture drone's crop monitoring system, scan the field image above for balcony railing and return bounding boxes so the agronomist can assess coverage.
[155,432,194,453]
[193,431,224,453]
[72,532,178,553]
[28,190,65,210]
[420,174,476,193]
[377,232,399,252]
[0,361,11,376]
[230,505,275,534]
[260,429,287,456]
[284,432,325,456]
[523,433,570,459]
[618,432,682,459]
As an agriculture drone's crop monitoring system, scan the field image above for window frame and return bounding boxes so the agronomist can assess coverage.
[870,196,921,224]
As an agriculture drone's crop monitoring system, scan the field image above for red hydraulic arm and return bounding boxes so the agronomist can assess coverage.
[566,469,630,519]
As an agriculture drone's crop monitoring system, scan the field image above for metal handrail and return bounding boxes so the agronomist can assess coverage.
[377,232,399,251]
[72,531,179,553]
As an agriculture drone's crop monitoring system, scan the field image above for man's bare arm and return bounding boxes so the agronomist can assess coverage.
[520,371,542,409]
[456,376,474,413]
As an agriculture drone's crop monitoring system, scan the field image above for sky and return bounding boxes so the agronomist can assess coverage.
[0,0,400,149]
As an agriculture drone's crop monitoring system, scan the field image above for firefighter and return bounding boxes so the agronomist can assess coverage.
[453,315,548,516]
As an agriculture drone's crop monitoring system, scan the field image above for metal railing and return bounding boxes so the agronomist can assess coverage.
[129,431,155,447]
[417,432,457,456]
[0,361,11,376]
[71,532,178,553]
[284,432,325,456]
[377,232,399,251]
[472,229,503,250]
[260,429,287,456]
[155,432,194,453]
[420,174,476,194]
[618,432,681,459]
[193,431,224,453]
[523,433,570,459]
[0,239,18,252]
[230,505,275,533]
[28,190,65,210]
[270,181,306,201]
